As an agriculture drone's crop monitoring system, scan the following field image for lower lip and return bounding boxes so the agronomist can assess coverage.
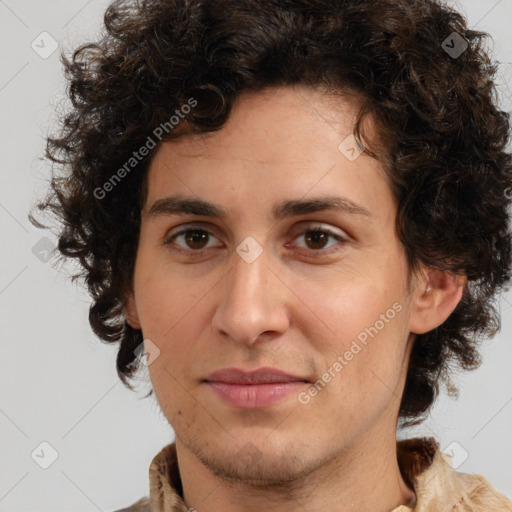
[205,381,307,408]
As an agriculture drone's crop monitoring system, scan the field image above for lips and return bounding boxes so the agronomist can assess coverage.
[203,367,309,408]
[204,367,309,385]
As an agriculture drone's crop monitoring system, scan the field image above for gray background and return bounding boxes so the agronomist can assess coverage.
[1,0,511,510]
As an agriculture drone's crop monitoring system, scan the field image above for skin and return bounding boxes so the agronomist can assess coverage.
[125,85,465,512]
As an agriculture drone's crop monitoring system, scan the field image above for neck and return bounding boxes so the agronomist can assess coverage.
[176,426,415,512]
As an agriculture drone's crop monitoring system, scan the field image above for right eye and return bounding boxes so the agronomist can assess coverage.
[164,227,223,255]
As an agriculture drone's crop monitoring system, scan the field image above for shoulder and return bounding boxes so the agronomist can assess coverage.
[111,496,151,512]
[407,438,512,511]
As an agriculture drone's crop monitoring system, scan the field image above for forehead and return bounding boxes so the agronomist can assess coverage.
[142,85,392,220]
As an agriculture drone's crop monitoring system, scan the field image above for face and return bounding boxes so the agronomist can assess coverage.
[125,85,459,483]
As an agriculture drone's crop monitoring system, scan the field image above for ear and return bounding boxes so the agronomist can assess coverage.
[125,291,142,330]
[409,268,466,335]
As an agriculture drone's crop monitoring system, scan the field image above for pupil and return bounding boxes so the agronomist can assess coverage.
[186,230,208,249]
[307,231,327,249]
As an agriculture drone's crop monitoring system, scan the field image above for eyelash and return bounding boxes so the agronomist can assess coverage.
[163,224,347,258]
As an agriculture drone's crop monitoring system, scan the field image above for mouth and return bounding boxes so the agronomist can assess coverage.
[204,367,309,385]
[203,367,310,408]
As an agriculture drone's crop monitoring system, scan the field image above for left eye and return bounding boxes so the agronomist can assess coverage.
[292,227,345,251]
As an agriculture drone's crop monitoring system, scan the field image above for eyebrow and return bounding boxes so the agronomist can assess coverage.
[146,194,371,221]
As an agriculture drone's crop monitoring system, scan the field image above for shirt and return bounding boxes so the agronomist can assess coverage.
[114,437,512,512]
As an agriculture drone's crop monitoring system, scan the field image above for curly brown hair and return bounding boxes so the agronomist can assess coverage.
[30,0,512,427]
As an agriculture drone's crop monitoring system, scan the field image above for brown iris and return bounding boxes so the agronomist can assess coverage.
[184,229,209,250]
[304,230,329,250]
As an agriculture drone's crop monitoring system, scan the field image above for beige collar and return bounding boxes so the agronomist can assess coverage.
[121,437,512,512]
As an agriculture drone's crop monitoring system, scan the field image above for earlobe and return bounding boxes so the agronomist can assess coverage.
[409,269,466,335]
[125,292,142,330]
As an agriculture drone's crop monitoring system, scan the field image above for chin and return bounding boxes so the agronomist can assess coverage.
[194,437,320,487]
[207,454,310,487]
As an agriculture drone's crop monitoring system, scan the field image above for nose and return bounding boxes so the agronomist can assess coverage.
[211,243,290,348]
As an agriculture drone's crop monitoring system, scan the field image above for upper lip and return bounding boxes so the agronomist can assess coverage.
[204,367,309,385]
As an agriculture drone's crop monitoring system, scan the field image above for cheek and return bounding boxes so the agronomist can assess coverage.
[297,272,399,345]
[148,361,208,433]
[295,273,409,404]
[134,256,207,337]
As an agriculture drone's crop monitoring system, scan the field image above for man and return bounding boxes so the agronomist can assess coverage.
[32,0,512,510]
